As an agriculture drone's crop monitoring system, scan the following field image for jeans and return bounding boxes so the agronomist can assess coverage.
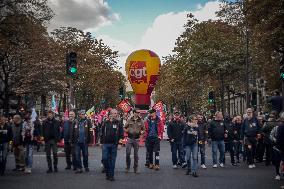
[170,141,184,165]
[102,144,117,178]
[126,138,139,169]
[45,140,58,170]
[75,143,88,169]
[146,137,160,165]
[212,140,225,165]
[0,143,8,175]
[13,145,25,168]
[185,143,198,172]
[25,144,33,168]
[64,142,76,168]
[199,143,206,165]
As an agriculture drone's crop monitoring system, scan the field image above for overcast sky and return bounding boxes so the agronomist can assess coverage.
[47,0,221,72]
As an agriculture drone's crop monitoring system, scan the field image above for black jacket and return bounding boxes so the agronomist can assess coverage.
[241,117,260,139]
[167,119,185,142]
[276,123,284,152]
[232,123,242,141]
[43,118,61,142]
[63,119,76,143]
[208,120,226,141]
[197,121,208,142]
[0,124,12,144]
[183,125,199,146]
[100,119,123,145]
[72,118,92,144]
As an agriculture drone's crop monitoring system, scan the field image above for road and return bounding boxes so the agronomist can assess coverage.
[0,141,283,189]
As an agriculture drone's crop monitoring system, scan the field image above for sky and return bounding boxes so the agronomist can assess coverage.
[47,0,222,72]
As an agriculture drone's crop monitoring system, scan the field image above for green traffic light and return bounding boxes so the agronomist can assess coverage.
[208,99,214,103]
[70,67,77,74]
[281,72,284,79]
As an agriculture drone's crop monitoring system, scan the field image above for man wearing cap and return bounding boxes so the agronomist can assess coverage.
[43,110,61,173]
[144,109,163,170]
[124,109,145,173]
[72,110,92,173]
[167,111,186,169]
[241,108,261,169]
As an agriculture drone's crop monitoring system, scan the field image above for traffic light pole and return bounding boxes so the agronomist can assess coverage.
[69,77,75,111]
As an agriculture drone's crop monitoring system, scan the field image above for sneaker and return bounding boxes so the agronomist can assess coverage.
[148,164,154,169]
[24,168,31,174]
[46,169,53,174]
[201,164,207,169]
[145,163,149,167]
[154,165,160,171]
[275,175,281,180]
[252,164,256,168]
[75,169,83,174]
[213,164,218,168]
[248,164,254,169]
[182,163,187,168]
[232,163,237,166]
[219,163,224,168]
[85,167,89,172]
[173,165,178,169]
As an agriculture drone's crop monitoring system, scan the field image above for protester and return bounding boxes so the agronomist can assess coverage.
[63,110,77,170]
[232,115,242,164]
[124,109,145,173]
[167,110,186,169]
[22,111,38,174]
[144,109,163,171]
[208,111,226,168]
[241,108,261,169]
[183,115,199,177]
[100,109,124,181]
[0,115,13,176]
[11,115,25,171]
[43,110,61,173]
[73,110,92,173]
[197,114,208,169]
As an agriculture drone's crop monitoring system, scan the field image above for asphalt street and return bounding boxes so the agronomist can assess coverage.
[0,141,283,189]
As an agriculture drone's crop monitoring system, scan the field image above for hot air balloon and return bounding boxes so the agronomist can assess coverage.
[126,49,161,110]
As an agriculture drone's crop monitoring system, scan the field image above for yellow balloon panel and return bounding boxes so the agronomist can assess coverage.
[126,49,161,95]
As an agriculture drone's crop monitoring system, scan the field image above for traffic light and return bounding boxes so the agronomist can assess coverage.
[280,57,284,81]
[208,91,215,104]
[66,52,77,76]
[119,86,124,99]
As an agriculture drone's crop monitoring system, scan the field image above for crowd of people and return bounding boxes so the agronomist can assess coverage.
[0,107,284,182]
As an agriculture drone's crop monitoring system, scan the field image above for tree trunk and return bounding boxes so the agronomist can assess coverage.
[219,73,225,115]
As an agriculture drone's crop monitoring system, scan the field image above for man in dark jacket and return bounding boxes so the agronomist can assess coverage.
[73,110,92,173]
[167,111,186,169]
[197,114,208,169]
[241,108,260,169]
[232,115,242,163]
[100,109,123,181]
[43,110,61,173]
[0,115,13,176]
[63,110,76,170]
[267,90,283,114]
[208,111,226,168]
[224,115,236,166]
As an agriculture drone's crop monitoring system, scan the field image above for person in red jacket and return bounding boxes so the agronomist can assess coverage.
[144,109,163,170]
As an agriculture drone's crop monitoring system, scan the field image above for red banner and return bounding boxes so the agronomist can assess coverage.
[118,100,132,113]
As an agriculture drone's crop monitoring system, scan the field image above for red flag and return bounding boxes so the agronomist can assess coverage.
[118,100,132,113]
